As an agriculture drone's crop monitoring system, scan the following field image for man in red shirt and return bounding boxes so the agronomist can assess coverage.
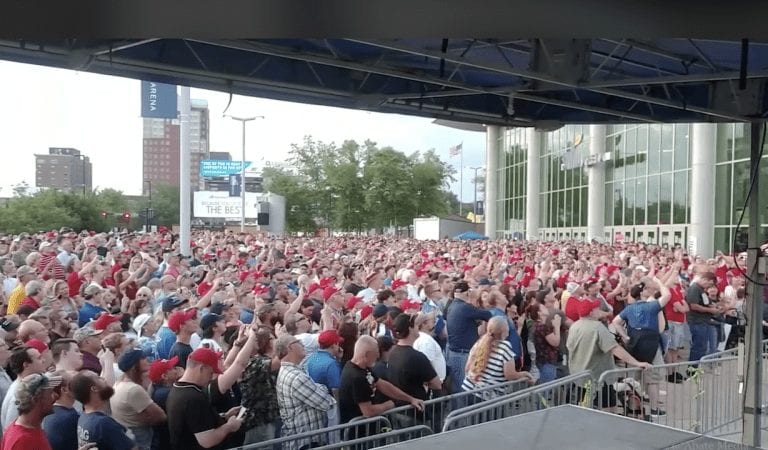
[1,373,62,450]
[663,276,690,383]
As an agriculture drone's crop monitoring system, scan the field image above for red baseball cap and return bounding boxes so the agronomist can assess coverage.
[149,356,180,383]
[317,330,344,348]
[400,299,421,312]
[188,347,222,374]
[92,313,122,331]
[25,339,48,354]
[323,287,340,302]
[577,299,602,318]
[391,279,407,291]
[168,309,198,334]
[360,304,374,321]
[346,296,363,310]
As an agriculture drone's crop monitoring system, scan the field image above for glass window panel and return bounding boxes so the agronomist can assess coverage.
[659,173,672,224]
[732,160,750,223]
[559,158,567,189]
[580,187,588,228]
[716,124,734,163]
[714,228,731,255]
[673,171,688,224]
[648,124,661,174]
[613,133,625,180]
[635,178,646,225]
[674,124,690,170]
[613,181,624,226]
[661,124,674,170]
[540,156,549,192]
[715,164,732,226]
[556,191,564,227]
[604,182,614,226]
[562,190,570,227]
[647,175,659,225]
[636,125,648,178]
[539,193,548,227]
[624,181,635,226]
[605,135,615,182]
[625,128,637,179]
[734,124,750,160]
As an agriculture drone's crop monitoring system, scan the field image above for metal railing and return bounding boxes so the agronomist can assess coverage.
[234,416,393,450]
[441,371,593,432]
[594,357,742,436]
[376,378,529,432]
[312,425,433,450]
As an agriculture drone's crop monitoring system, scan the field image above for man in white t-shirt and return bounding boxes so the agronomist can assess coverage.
[412,312,446,382]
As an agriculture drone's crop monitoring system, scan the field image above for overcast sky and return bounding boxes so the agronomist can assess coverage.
[0,60,487,201]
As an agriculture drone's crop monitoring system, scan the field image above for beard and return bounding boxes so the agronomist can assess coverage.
[99,386,115,401]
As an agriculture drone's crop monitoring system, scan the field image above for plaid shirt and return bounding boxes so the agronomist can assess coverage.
[276,362,334,450]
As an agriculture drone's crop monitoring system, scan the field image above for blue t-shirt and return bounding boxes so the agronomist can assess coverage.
[156,326,176,360]
[619,300,663,331]
[77,411,136,450]
[305,349,342,391]
[43,405,79,450]
[446,299,493,351]
[78,302,107,328]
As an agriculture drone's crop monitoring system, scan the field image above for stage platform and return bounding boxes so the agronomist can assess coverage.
[379,405,758,450]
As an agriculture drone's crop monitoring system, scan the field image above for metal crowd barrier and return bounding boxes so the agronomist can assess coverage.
[234,379,527,450]
[376,378,529,432]
[594,357,742,436]
[312,425,433,450]
[234,416,392,450]
[441,371,593,432]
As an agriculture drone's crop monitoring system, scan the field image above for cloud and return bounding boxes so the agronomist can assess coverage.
[0,60,486,201]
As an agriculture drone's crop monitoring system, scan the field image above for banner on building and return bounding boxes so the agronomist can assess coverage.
[199,160,252,177]
[140,81,178,119]
[193,191,268,219]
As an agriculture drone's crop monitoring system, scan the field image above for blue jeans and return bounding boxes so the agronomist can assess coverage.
[538,363,558,384]
[446,349,469,395]
[689,322,718,364]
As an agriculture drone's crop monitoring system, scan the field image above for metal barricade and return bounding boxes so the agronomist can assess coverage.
[594,358,742,436]
[313,426,433,450]
[441,371,593,432]
[377,378,529,432]
[234,416,392,450]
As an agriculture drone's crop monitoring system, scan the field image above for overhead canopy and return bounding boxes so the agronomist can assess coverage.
[1,39,767,127]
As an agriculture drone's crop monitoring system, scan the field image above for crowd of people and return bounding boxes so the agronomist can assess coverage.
[0,227,762,450]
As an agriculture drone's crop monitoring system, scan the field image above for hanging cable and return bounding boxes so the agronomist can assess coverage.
[732,122,768,285]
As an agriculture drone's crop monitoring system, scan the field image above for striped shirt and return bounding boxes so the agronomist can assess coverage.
[462,340,517,400]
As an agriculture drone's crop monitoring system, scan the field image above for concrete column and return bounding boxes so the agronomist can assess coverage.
[525,128,541,240]
[689,123,716,258]
[587,125,607,242]
[484,125,501,238]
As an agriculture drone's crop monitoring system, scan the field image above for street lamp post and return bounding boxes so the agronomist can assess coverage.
[225,115,264,232]
[470,166,485,223]
[143,180,152,231]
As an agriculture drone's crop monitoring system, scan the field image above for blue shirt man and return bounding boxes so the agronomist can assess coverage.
[77,411,136,450]
[43,405,79,450]
[305,330,343,393]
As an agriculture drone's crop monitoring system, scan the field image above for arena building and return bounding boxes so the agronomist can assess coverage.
[485,123,768,257]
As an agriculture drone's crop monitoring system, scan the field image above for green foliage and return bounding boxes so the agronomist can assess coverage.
[265,135,456,232]
[0,185,181,234]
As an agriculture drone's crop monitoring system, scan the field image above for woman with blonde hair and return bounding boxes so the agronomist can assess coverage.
[462,316,534,400]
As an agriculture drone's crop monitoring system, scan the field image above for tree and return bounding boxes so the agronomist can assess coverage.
[262,167,316,233]
[140,184,179,227]
[12,181,31,198]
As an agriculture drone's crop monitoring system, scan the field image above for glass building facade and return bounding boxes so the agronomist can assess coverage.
[493,123,768,255]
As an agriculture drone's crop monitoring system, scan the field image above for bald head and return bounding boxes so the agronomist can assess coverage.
[352,335,379,368]
[19,319,48,343]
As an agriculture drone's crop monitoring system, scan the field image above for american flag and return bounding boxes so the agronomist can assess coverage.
[449,143,463,157]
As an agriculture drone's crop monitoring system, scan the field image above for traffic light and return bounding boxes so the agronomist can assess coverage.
[122,212,131,222]
[100,211,107,219]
